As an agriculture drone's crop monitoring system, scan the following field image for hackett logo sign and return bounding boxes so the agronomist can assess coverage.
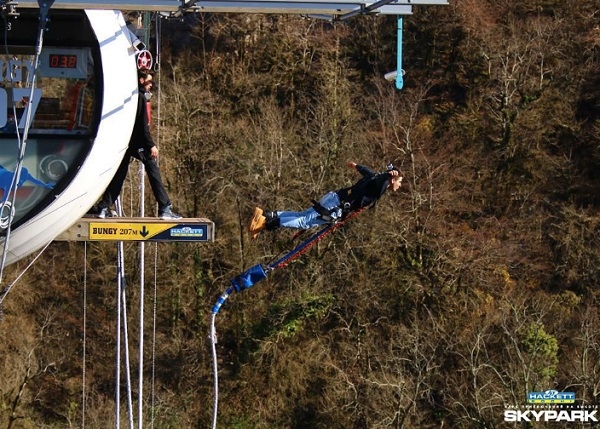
[527,389,575,404]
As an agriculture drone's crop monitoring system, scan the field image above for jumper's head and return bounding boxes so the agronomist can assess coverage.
[386,163,403,192]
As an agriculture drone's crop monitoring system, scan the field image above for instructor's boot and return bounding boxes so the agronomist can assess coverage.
[248,207,267,239]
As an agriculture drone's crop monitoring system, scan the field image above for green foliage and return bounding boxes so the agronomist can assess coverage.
[520,322,559,379]
[222,415,256,429]
[252,293,334,341]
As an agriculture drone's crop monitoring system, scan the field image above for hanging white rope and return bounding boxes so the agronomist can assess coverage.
[150,241,158,429]
[210,312,219,429]
[137,22,147,429]
[120,244,135,429]
[115,198,135,429]
[0,239,52,310]
[148,13,162,428]
[136,14,153,425]
[137,241,145,429]
[82,242,88,429]
[116,234,122,429]
[209,287,234,429]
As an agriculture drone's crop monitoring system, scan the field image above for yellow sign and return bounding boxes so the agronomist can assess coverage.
[89,222,176,241]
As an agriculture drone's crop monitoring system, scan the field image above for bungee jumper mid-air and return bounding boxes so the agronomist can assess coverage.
[213,160,403,312]
[248,161,403,239]
[210,161,404,429]
[212,161,403,309]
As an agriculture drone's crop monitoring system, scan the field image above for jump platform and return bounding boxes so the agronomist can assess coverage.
[54,217,215,242]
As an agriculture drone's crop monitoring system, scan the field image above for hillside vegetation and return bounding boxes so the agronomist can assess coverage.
[1,0,599,427]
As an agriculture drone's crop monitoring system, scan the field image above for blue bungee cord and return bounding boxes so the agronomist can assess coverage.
[209,209,364,428]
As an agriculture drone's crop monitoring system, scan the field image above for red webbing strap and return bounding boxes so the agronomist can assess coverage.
[271,208,364,270]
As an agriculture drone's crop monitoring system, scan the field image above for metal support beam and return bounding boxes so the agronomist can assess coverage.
[10,0,183,11]
[189,1,412,15]
[9,0,448,16]
[337,0,401,20]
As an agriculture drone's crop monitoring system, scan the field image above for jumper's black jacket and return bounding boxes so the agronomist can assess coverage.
[335,164,392,212]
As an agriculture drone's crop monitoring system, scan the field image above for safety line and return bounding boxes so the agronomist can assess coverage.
[0,240,52,308]
[150,16,162,422]
[209,311,219,429]
[209,286,234,429]
[116,240,122,428]
[119,239,135,429]
[150,242,158,429]
[115,199,135,429]
[82,242,87,429]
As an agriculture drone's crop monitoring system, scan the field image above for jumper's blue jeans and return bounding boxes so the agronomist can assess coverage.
[277,191,342,230]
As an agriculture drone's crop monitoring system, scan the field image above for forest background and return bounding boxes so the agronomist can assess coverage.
[1,0,600,428]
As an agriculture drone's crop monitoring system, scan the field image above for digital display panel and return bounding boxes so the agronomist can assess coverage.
[49,54,77,69]
[40,48,88,79]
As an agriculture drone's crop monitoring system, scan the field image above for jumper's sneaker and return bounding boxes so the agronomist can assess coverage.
[248,207,267,239]
[159,205,182,220]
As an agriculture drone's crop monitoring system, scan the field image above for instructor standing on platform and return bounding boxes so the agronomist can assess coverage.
[94,68,181,220]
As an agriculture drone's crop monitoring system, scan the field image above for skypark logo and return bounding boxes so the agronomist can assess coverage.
[504,409,597,422]
[502,389,599,423]
[527,389,576,404]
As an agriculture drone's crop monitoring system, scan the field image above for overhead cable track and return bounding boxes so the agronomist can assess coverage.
[6,0,448,19]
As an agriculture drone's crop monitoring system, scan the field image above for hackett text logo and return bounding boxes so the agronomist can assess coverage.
[504,410,597,422]
[527,389,575,404]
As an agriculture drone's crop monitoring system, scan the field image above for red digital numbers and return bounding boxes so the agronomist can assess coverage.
[49,54,77,68]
